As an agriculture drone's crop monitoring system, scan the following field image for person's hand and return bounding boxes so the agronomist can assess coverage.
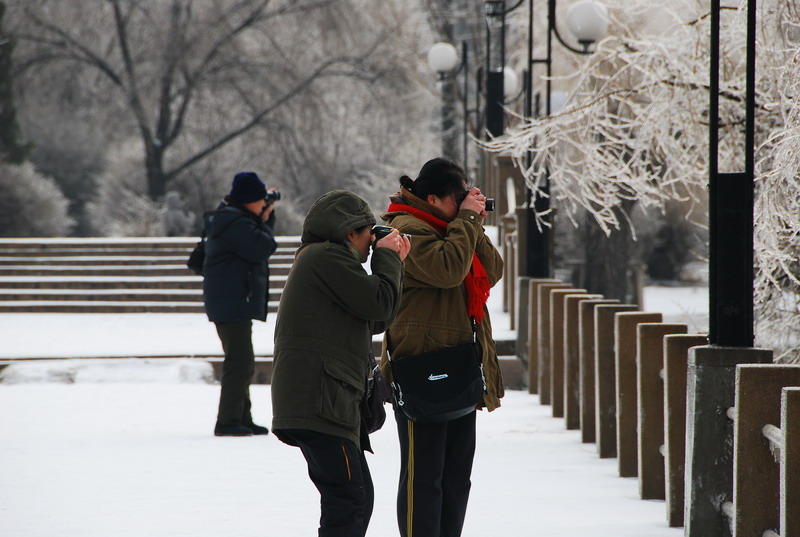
[374,229,411,261]
[261,189,278,221]
[459,187,486,218]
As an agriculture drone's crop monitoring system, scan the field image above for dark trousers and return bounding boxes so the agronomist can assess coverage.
[395,410,476,537]
[281,430,374,537]
[214,320,255,426]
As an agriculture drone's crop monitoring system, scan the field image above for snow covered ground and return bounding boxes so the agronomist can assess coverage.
[1,385,685,537]
[0,283,707,536]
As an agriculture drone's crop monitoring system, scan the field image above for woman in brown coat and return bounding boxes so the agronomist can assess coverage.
[381,158,504,537]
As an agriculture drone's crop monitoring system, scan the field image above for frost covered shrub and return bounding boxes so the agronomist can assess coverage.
[0,162,74,236]
[84,139,165,236]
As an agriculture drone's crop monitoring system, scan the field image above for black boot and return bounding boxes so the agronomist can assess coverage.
[214,423,253,437]
[244,422,270,435]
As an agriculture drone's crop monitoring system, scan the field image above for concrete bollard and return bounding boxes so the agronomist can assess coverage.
[550,289,587,419]
[614,312,662,478]
[563,293,602,430]
[636,323,687,500]
[684,345,772,537]
[515,277,531,368]
[537,282,571,405]
[594,304,638,458]
[781,387,800,537]
[579,299,619,443]
[732,364,800,537]
[663,334,707,528]
[526,279,559,395]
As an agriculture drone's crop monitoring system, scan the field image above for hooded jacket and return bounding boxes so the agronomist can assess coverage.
[271,191,403,449]
[202,205,277,323]
[380,188,505,411]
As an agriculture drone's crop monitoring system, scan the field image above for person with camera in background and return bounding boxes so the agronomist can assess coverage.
[271,190,410,537]
[202,171,279,437]
[380,157,504,537]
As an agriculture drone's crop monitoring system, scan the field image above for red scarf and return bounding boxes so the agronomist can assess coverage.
[388,202,491,324]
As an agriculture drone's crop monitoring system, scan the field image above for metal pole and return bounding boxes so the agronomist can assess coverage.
[708,0,755,347]
[463,41,469,176]
[524,0,552,278]
[485,1,505,138]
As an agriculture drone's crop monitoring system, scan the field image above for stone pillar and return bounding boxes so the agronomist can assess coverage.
[594,304,638,458]
[550,289,587,419]
[579,299,619,443]
[527,279,559,395]
[732,365,800,537]
[781,387,800,537]
[685,345,772,537]
[614,312,662,478]
[537,282,571,404]
[564,293,601,430]
[636,323,687,500]
[663,334,707,528]
[515,277,531,366]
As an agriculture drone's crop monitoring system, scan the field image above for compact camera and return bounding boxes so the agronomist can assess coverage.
[372,225,410,246]
[265,190,281,202]
[457,190,494,212]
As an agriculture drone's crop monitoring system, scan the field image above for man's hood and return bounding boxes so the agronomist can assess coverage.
[300,190,376,246]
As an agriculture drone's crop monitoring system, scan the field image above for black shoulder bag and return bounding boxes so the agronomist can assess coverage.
[388,319,486,423]
[363,345,390,434]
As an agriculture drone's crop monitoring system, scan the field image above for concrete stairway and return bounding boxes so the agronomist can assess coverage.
[0,237,300,313]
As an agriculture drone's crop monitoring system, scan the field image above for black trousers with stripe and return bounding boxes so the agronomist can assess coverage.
[280,429,374,537]
[394,410,477,537]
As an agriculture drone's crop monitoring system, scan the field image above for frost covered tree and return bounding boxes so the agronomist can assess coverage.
[0,0,29,163]
[8,0,442,235]
[485,0,800,361]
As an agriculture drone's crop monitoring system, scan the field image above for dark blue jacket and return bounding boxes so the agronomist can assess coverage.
[202,205,277,323]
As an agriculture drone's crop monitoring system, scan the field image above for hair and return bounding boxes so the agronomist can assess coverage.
[399,158,467,201]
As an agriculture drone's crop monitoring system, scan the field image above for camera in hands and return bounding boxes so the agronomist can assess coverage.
[457,189,494,212]
[372,225,410,247]
[265,190,281,202]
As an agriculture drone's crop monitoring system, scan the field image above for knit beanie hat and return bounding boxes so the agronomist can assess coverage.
[228,172,267,204]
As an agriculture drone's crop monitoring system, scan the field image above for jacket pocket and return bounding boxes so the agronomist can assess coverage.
[317,360,364,428]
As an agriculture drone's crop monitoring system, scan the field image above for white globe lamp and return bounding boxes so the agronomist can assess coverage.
[503,67,520,99]
[565,1,609,50]
[427,42,460,74]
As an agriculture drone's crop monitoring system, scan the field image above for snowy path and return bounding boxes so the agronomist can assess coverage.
[0,384,682,537]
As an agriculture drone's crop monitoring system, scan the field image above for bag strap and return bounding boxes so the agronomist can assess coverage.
[386,317,478,363]
[200,212,247,242]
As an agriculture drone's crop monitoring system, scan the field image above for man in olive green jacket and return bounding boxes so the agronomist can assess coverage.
[271,190,408,537]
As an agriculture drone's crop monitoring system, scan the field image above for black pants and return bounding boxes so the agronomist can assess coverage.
[280,429,374,537]
[395,410,476,537]
[214,320,255,426]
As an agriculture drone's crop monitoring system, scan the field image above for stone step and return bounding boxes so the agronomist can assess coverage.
[0,264,294,277]
[0,247,298,258]
[0,254,296,266]
[0,237,301,249]
[0,275,288,289]
[0,289,283,302]
[0,237,298,313]
[0,300,280,313]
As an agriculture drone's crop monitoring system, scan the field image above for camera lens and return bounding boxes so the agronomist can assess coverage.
[485,198,495,212]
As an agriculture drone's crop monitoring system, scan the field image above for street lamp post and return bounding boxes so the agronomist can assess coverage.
[524,0,608,278]
[427,41,462,162]
[485,1,507,138]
